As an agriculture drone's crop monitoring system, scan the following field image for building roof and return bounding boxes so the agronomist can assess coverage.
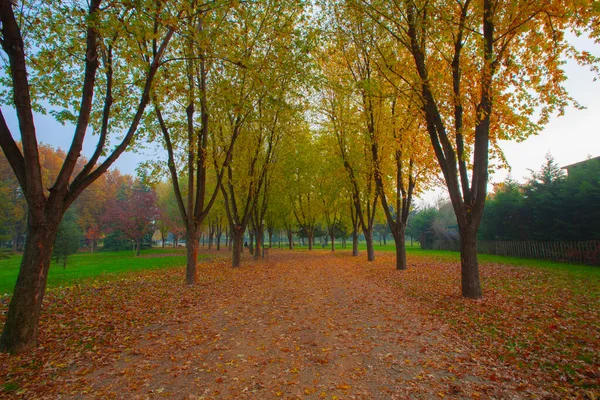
[561,156,600,171]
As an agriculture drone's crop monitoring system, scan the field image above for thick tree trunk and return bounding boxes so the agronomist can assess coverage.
[393,229,407,270]
[249,232,254,256]
[0,220,59,353]
[459,225,482,299]
[186,228,199,284]
[216,234,222,251]
[364,229,375,261]
[232,228,244,268]
[287,233,293,249]
[161,237,165,248]
[352,230,359,256]
[330,234,335,252]
[308,234,313,250]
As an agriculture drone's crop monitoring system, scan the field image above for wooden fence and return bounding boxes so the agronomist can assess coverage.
[431,240,600,266]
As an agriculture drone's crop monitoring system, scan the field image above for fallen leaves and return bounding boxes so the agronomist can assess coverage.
[0,250,597,398]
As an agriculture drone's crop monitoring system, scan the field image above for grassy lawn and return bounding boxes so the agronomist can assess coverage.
[292,240,600,277]
[2,241,597,295]
[0,247,197,295]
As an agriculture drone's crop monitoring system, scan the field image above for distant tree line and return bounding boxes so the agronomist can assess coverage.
[408,155,600,244]
[480,155,599,242]
[0,146,160,263]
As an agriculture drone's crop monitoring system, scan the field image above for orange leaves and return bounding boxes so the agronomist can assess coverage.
[0,250,597,398]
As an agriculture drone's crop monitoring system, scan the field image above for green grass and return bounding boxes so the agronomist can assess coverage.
[291,240,600,277]
[0,247,197,295]
[404,247,600,277]
[2,241,597,295]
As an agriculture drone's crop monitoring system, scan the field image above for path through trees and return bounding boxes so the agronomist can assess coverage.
[2,251,595,398]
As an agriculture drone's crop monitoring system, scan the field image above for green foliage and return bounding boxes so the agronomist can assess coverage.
[406,207,438,242]
[478,180,527,240]
[52,209,83,268]
[101,231,131,252]
[480,155,600,241]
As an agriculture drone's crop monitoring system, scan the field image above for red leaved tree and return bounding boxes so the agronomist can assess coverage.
[101,187,160,256]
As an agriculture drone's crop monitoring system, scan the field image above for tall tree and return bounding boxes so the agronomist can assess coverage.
[358,0,595,298]
[216,0,314,266]
[152,1,241,284]
[0,0,179,353]
[284,129,321,251]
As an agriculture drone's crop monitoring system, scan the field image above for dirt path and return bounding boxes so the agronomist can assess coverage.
[79,251,523,399]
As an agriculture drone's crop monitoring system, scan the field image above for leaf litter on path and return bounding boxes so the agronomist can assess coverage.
[0,250,597,399]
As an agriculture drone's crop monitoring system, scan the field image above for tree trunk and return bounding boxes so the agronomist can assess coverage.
[254,227,262,261]
[352,230,359,256]
[0,220,59,353]
[249,232,254,256]
[364,229,375,261]
[459,225,482,299]
[216,234,222,251]
[186,228,199,284]
[232,228,244,268]
[308,233,313,250]
[11,235,17,252]
[135,240,141,257]
[330,234,335,252]
[287,232,293,249]
[392,228,407,270]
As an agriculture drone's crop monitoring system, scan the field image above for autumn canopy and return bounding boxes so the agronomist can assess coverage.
[0,0,598,356]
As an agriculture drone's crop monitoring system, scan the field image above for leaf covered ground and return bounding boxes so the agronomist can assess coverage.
[0,250,598,399]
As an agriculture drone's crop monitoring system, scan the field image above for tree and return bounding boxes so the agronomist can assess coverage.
[406,206,438,247]
[479,179,527,241]
[283,129,321,251]
[101,184,160,256]
[358,0,594,298]
[315,135,348,252]
[0,150,26,251]
[320,65,379,261]
[215,0,313,267]
[152,1,237,283]
[479,155,600,242]
[0,0,179,352]
[52,208,82,268]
